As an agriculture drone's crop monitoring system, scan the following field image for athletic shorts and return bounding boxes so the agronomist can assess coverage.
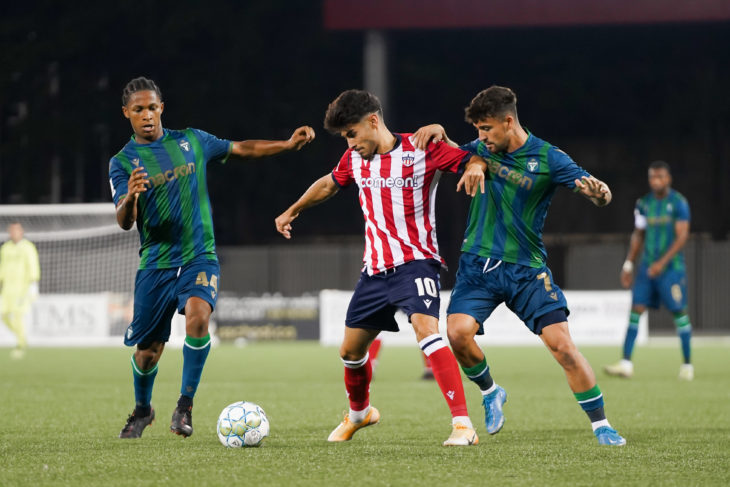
[345,259,441,332]
[632,263,687,312]
[447,252,569,335]
[124,260,220,346]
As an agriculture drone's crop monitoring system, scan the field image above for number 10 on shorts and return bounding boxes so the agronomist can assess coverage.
[414,277,438,297]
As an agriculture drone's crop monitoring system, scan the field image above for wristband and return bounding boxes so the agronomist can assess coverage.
[622,260,634,273]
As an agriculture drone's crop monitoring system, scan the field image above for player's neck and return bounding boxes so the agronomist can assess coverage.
[375,130,397,155]
[507,125,529,153]
[653,188,670,199]
[133,127,164,144]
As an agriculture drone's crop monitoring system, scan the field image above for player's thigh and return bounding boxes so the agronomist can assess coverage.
[446,253,502,334]
[506,264,569,335]
[126,269,178,346]
[632,265,659,309]
[656,269,688,312]
[388,259,442,323]
[176,261,220,314]
[345,271,399,332]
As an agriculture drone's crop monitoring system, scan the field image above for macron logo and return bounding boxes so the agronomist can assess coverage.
[447,390,455,400]
[423,299,432,309]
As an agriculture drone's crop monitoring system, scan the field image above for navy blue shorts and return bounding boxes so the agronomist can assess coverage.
[632,264,687,312]
[447,253,569,335]
[345,259,442,332]
[124,260,220,346]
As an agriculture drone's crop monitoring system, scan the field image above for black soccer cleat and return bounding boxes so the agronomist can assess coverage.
[119,408,155,438]
[170,406,193,437]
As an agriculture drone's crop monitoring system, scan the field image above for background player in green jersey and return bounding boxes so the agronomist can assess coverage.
[605,161,693,380]
[110,77,314,438]
[0,222,40,359]
[413,85,625,445]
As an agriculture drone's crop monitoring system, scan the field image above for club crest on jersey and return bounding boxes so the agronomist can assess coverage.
[179,140,190,152]
[527,158,538,172]
[131,158,140,167]
[402,152,415,167]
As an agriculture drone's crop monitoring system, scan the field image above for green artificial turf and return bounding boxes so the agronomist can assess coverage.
[1,342,728,486]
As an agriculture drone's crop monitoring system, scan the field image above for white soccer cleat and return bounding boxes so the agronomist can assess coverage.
[679,363,694,381]
[604,359,633,378]
[442,423,479,446]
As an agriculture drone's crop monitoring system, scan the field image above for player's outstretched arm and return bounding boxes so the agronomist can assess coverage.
[116,167,149,230]
[456,156,488,197]
[574,175,612,207]
[275,174,339,239]
[412,124,458,150]
[231,126,315,159]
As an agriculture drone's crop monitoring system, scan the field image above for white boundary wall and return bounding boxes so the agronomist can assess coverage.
[320,289,648,346]
[0,294,186,347]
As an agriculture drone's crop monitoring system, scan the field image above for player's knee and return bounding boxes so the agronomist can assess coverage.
[446,327,470,353]
[339,347,367,362]
[185,313,210,337]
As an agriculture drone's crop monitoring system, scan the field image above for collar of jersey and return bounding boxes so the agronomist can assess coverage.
[128,128,170,147]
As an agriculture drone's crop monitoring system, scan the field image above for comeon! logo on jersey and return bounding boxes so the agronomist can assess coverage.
[357,174,421,189]
[146,162,196,188]
[487,160,534,190]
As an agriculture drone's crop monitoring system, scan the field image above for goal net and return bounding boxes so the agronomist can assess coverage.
[0,204,142,345]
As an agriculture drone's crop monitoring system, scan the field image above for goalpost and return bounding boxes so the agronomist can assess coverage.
[0,203,141,346]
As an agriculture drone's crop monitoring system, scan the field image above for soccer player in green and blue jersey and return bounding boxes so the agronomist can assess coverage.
[413,85,625,446]
[605,161,693,380]
[110,77,314,438]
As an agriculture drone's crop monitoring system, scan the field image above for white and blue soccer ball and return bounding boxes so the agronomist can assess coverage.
[216,401,270,448]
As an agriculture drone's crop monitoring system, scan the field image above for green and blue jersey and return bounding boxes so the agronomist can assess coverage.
[109,128,232,269]
[634,189,690,271]
[460,133,590,268]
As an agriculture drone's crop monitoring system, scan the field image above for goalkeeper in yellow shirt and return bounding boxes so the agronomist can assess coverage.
[0,222,40,358]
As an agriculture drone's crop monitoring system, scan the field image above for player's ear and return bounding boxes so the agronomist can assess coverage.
[160,101,164,114]
[368,113,379,129]
[122,106,130,119]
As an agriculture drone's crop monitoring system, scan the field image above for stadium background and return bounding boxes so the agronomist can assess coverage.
[1,0,729,336]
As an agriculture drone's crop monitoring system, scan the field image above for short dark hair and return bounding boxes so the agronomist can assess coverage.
[122,77,162,106]
[324,89,382,134]
[465,85,517,123]
[649,160,671,173]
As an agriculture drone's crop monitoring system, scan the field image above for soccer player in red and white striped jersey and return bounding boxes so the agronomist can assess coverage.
[276,90,487,446]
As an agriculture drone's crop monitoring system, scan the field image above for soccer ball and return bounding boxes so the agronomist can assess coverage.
[216,401,270,448]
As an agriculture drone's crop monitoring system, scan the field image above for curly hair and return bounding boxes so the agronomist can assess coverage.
[464,85,517,123]
[649,160,671,173]
[122,77,163,106]
[324,89,382,134]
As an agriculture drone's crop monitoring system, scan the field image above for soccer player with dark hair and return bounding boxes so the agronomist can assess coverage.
[413,85,626,446]
[605,161,693,380]
[110,76,315,439]
[275,89,488,446]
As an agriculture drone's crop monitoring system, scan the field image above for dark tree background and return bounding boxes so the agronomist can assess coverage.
[1,1,728,245]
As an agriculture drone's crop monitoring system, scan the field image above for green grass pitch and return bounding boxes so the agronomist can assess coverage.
[1,342,729,486]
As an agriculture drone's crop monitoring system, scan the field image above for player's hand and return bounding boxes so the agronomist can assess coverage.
[575,176,610,205]
[287,126,316,151]
[412,124,447,151]
[275,211,299,239]
[127,167,149,197]
[620,270,633,289]
[456,160,486,197]
[647,261,665,278]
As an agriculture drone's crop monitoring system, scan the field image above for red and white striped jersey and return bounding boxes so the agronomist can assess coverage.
[332,133,470,275]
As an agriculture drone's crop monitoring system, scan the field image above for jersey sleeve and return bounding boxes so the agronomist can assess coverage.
[109,157,131,207]
[427,140,472,173]
[331,150,354,188]
[548,146,591,189]
[190,128,233,164]
[459,138,482,154]
[634,198,648,230]
[25,242,40,282]
[674,195,690,222]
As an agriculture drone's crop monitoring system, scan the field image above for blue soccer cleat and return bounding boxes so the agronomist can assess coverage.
[594,426,626,446]
[482,385,507,434]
